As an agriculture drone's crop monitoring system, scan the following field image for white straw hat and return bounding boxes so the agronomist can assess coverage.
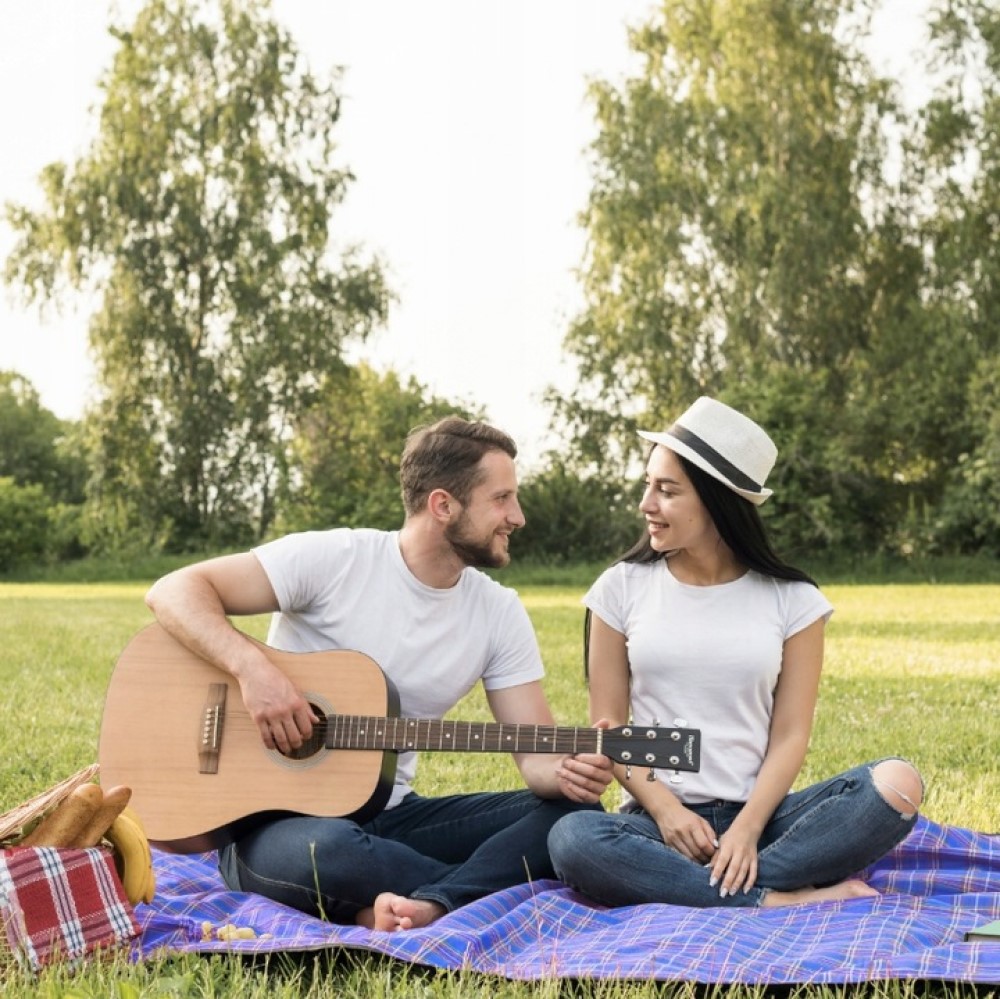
[638,397,777,505]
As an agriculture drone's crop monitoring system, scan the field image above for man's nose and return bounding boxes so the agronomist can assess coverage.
[509,499,526,528]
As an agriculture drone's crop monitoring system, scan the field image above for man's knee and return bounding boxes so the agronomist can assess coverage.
[547,809,605,875]
[870,758,924,818]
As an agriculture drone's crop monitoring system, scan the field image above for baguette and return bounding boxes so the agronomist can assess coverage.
[20,783,105,848]
[77,785,133,848]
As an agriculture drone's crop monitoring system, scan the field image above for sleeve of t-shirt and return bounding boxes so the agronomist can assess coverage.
[582,565,627,635]
[785,581,834,639]
[252,529,353,612]
[479,586,546,692]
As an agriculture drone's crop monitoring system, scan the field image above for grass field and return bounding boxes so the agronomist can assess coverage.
[0,578,998,997]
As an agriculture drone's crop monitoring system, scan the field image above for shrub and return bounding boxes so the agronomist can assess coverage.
[0,477,51,572]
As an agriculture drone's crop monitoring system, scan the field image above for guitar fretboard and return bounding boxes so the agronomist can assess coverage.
[323,716,602,755]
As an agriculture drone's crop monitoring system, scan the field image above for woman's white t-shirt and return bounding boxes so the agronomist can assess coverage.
[584,560,833,807]
[253,528,545,807]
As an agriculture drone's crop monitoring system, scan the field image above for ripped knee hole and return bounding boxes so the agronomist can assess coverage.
[871,761,923,818]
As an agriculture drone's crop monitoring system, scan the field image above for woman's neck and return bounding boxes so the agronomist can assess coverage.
[666,546,745,587]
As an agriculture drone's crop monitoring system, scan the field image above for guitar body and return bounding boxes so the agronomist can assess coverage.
[98,623,398,852]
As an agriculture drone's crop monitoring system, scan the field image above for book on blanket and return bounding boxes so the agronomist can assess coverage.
[964,919,1000,942]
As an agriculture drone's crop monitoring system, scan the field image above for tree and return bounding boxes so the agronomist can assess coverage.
[552,0,894,478]
[0,371,86,504]
[546,0,1000,557]
[936,356,1000,553]
[515,460,639,564]
[4,0,389,552]
[0,478,52,572]
[279,364,483,534]
[916,0,1000,554]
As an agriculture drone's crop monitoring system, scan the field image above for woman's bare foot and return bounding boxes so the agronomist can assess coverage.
[762,879,879,908]
[355,893,446,931]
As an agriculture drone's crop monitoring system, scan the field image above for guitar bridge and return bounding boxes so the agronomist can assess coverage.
[199,683,228,774]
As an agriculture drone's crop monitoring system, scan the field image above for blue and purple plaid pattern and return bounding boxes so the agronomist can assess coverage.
[135,817,1000,984]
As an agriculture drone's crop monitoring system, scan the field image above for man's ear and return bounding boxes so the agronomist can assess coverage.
[427,488,456,523]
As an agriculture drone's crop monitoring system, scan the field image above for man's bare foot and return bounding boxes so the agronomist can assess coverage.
[762,879,879,908]
[355,893,446,931]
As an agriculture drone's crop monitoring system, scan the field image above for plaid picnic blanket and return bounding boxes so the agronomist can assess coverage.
[135,816,1000,984]
[0,846,139,970]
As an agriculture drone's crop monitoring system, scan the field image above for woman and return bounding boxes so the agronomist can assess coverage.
[548,397,923,908]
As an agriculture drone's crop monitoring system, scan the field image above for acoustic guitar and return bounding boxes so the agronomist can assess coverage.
[98,623,702,852]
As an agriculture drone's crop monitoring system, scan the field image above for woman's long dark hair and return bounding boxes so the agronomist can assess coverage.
[620,452,816,584]
[583,449,816,678]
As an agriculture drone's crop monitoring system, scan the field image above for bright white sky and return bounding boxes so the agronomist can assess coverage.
[0,0,929,468]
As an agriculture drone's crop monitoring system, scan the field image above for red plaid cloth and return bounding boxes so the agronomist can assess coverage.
[0,846,138,969]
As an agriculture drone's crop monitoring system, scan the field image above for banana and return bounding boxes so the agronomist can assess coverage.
[106,810,155,905]
[140,858,157,904]
[120,804,147,836]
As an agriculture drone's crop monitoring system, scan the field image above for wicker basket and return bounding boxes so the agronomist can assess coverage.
[0,765,100,846]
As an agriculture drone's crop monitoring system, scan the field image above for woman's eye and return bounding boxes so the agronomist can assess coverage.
[642,480,672,497]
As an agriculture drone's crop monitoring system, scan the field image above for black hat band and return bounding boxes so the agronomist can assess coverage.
[668,423,764,494]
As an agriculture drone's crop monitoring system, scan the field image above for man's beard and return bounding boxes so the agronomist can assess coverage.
[444,514,510,569]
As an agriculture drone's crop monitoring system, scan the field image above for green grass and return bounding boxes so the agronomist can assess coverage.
[5,549,1000,587]
[1,580,998,996]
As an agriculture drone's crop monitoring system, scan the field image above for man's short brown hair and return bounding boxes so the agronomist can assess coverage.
[399,417,517,516]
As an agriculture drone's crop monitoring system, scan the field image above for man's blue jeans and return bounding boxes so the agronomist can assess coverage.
[547,760,919,908]
[219,789,598,923]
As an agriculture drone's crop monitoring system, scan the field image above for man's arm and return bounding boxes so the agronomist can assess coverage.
[485,681,613,803]
[145,553,316,752]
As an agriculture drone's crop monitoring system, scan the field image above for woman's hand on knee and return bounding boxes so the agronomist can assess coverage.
[654,809,718,864]
[711,829,759,898]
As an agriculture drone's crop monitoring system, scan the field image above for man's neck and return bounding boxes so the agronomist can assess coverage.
[397,521,465,589]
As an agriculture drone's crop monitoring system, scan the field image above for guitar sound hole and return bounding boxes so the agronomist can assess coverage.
[280,704,327,761]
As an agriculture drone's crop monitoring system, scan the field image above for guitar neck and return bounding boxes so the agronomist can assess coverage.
[324,716,601,756]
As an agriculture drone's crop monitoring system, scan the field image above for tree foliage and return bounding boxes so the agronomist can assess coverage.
[550,0,1000,557]
[4,0,389,552]
[907,0,1000,553]
[0,373,90,566]
[516,461,640,564]
[279,364,483,535]
[0,371,86,504]
[0,478,52,572]
[555,0,889,466]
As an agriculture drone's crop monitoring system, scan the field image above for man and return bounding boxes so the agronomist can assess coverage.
[145,416,612,931]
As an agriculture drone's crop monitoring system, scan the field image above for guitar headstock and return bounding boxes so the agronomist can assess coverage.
[602,725,701,773]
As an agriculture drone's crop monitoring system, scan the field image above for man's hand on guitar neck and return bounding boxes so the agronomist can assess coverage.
[487,681,615,803]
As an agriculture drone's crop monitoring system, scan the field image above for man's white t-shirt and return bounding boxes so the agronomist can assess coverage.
[253,528,545,807]
[584,560,833,807]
